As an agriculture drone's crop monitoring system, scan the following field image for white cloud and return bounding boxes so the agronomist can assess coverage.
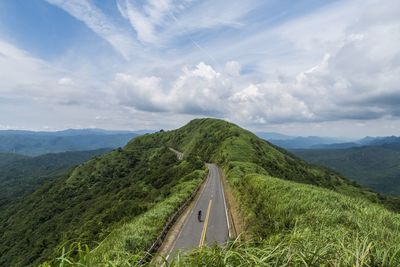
[112,1,400,127]
[229,83,314,124]
[112,61,314,123]
[167,62,230,114]
[225,61,241,77]
[0,40,54,91]
[0,39,109,108]
[114,62,231,114]
[114,73,166,112]
[58,77,74,86]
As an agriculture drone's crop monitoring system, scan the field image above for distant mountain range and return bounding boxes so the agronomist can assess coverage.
[257,132,349,149]
[0,129,153,156]
[257,131,400,149]
[255,132,294,140]
[0,128,152,136]
[312,136,400,149]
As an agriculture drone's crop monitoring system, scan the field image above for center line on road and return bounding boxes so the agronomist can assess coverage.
[199,199,212,247]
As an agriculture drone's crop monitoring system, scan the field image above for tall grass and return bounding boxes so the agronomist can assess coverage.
[170,174,400,266]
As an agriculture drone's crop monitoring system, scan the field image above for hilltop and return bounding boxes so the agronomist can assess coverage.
[1,119,400,266]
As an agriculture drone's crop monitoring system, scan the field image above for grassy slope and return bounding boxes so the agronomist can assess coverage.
[160,119,400,266]
[171,175,400,266]
[0,133,205,266]
[167,119,391,203]
[292,146,400,195]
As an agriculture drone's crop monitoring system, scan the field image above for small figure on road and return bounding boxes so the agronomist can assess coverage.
[198,210,202,222]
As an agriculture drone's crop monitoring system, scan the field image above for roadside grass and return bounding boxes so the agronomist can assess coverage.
[88,175,203,266]
[170,174,400,266]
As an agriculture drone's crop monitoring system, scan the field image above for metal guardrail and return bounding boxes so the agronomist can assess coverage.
[137,178,204,265]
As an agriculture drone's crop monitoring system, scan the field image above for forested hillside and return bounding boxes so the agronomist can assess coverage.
[293,146,400,195]
[0,132,204,266]
[0,149,111,207]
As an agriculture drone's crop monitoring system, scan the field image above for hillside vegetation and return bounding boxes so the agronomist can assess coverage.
[0,136,205,266]
[4,118,400,266]
[157,119,394,203]
[0,153,28,167]
[0,149,111,207]
[166,119,400,266]
[171,175,400,266]
[293,146,400,195]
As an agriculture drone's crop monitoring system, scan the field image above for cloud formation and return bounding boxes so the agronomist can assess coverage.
[111,0,400,126]
[1,0,400,135]
[114,62,231,115]
[117,0,256,45]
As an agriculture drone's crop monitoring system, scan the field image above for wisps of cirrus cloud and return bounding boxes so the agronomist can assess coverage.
[1,0,400,132]
[45,0,140,60]
[116,0,260,46]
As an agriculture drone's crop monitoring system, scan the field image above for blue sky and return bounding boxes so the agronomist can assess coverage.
[0,0,399,137]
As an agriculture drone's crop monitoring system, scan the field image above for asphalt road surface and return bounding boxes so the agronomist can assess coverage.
[167,163,229,259]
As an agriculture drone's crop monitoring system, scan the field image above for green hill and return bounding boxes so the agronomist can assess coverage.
[0,149,111,208]
[2,119,400,266]
[292,146,400,195]
[0,135,204,266]
[160,119,396,204]
[166,119,400,266]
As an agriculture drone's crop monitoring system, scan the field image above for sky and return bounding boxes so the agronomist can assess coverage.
[0,0,399,137]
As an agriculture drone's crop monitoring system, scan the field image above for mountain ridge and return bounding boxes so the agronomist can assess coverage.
[1,118,400,266]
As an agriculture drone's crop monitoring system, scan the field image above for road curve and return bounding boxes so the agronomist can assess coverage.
[167,163,229,259]
[169,147,184,160]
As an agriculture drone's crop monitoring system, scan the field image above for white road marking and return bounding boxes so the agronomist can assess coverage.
[220,170,231,239]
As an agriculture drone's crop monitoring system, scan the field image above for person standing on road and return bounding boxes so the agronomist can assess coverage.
[198,210,202,222]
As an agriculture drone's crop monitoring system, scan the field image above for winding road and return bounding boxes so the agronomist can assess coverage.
[166,163,230,259]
